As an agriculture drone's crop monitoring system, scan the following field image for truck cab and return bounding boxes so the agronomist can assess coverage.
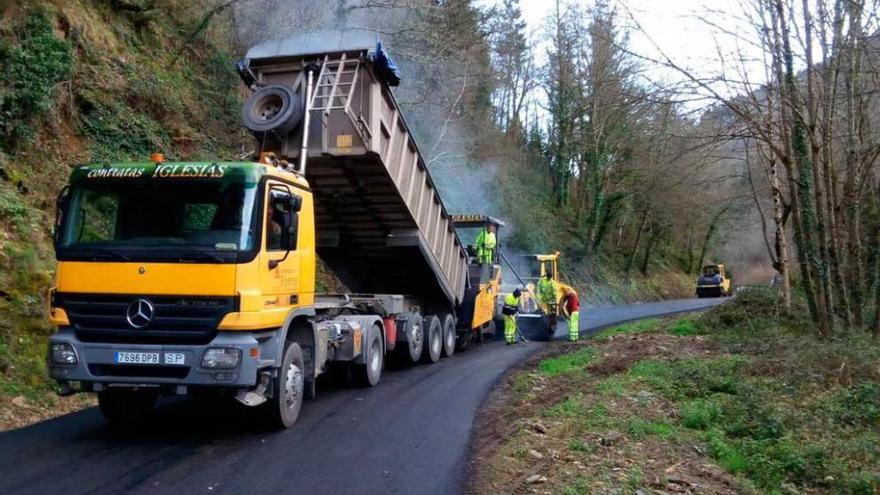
[48,160,325,425]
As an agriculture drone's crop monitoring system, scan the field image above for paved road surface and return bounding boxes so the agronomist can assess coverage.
[0,297,724,495]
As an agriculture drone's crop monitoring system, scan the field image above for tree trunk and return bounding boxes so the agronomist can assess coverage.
[776,0,831,336]
[625,211,648,278]
[641,226,660,277]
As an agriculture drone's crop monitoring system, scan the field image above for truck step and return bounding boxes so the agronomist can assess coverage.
[235,390,268,407]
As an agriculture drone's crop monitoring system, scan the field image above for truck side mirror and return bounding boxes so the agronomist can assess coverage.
[268,188,300,269]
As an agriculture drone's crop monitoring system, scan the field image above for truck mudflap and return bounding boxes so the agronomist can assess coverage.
[47,327,281,391]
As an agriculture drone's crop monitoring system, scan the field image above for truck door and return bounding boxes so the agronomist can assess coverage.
[260,183,303,311]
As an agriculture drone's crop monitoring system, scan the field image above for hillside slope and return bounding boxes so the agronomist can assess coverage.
[0,0,243,421]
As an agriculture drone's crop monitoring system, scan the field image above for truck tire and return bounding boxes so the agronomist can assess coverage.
[98,389,157,426]
[421,315,442,364]
[396,313,424,364]
[263,341,305,429]
[352,324,383,387]
[241,85,304,137]
[441,313,456,358]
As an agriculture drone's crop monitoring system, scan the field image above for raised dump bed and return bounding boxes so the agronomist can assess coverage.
[239,31,468,307]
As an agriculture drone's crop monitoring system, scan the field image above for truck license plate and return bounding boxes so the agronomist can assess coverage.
[115,351,160,364]
[113,352,187,365]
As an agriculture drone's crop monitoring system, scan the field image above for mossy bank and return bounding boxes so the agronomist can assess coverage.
[0,0,244,426]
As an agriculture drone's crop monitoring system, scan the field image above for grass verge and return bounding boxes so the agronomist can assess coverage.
[470,290,880,495]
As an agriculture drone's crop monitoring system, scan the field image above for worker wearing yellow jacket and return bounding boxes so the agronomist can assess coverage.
[474,224,497,265]
[502,289,522,344]
[561,287,581,342]
[536,272,558,314]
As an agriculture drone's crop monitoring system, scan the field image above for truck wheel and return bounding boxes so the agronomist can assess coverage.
[241,85,304,137]
[421,315,442,364]
[263,341,305,429]
[352,325,383,387]
[441,314,456,358]
[98,389,157,426]
[396,313,424,363]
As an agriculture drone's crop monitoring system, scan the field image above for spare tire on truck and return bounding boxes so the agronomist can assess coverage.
[241,85,304,138]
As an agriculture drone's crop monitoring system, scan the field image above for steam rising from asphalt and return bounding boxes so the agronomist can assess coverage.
[232,0,499,212]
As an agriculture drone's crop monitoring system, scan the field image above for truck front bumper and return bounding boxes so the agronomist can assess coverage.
[47,328,279,391]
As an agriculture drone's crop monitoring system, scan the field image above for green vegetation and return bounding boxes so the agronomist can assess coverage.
[0,2,244,418]
[627,418,677,440]
[637,294,879,494]
[667,316,702,336]
[545,393,585,418]
[594,318,660,340]
[537,347,595,377]
[0,8,74,145]
[480,291,880,495]
[561,478,591,495]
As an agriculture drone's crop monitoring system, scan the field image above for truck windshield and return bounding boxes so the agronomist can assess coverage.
[58,178,257,260]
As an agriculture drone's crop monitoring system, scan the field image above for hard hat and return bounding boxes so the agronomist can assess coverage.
[513,288,522,297]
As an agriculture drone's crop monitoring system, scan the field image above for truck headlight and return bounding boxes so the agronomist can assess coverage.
[201,348,241,369]
[50,343,78,364]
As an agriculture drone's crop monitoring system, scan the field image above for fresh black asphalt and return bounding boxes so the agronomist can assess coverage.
[0,297,724,495]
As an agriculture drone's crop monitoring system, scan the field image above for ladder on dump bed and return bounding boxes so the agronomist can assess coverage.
[311,54,360,112]
[309,53,371,147]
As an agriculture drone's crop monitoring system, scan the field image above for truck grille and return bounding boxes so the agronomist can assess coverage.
[54,293,238,345]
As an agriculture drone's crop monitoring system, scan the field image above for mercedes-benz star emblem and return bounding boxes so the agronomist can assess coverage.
[126,299,155,328]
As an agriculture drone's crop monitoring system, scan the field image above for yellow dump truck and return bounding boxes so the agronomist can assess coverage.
[46,32,497,428]
[696,263,732,298]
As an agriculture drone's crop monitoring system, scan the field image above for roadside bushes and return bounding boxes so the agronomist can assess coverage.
[617,295,880,494]
[817,382,880,429]
[0,9,74,147]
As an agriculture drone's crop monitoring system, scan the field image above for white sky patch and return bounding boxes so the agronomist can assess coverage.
[481,0,770,109]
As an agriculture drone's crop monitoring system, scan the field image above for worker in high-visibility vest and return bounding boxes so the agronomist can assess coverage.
[561,287,581,342]
[502,288,522,345]
[474,223,497,265]
[536,272,558,314]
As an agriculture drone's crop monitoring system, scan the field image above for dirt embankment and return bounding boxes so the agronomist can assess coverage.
[470,293,880,495]
[470,328,743,495]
